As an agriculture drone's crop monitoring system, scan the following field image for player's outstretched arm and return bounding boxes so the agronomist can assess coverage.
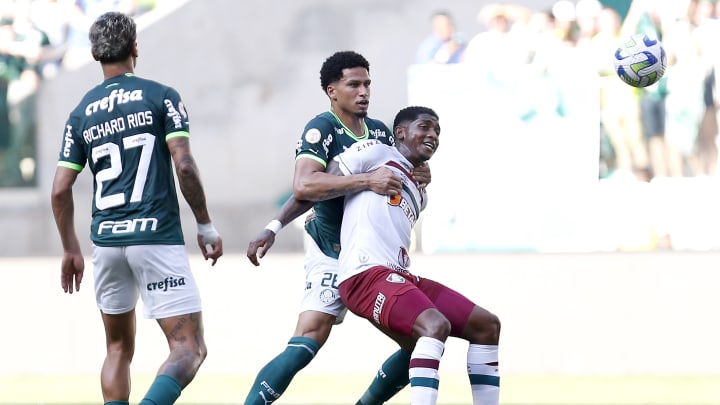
[168,136,223,265]
[247,195,314,266]
[50,166,84,293]
[294,157,402,201]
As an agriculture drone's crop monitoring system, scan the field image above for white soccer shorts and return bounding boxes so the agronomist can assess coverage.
[300,238,347,324]
[92,244,202,319]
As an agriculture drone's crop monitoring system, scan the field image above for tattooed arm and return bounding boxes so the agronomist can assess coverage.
[168,136,223,265]
[169,136,210,222]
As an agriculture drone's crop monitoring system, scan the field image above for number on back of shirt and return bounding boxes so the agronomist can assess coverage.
[92,133,155,210]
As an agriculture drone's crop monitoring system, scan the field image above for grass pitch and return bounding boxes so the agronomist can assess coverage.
[5,254,720,404]
[2,373,720,404]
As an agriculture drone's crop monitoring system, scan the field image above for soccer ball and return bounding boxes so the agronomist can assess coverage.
[613,33,667,88]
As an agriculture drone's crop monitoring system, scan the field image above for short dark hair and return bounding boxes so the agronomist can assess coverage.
[393,106,439,129]
[90,12,136,64]
[319,51,370,94]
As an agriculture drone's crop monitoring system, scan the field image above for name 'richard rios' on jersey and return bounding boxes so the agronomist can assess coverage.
[57,73,191,247]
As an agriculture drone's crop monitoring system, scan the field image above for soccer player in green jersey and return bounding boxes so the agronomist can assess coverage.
[244,51,430,405]
[50,12,223,405]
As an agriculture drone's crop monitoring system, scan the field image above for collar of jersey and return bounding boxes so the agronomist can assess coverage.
[329,109,369,140]
[104,73,135,88]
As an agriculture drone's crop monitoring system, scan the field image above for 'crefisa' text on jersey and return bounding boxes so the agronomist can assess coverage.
[57,73,190,246]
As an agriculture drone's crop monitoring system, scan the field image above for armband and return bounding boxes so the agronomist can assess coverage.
[264,219,283,234]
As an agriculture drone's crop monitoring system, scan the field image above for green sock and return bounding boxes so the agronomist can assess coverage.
[357,349,411,405]
[138,374,181,405]
[104,402,129,405]
[244,336,319,405]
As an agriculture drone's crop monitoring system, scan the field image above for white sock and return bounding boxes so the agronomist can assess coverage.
[409,336,444,405]
[467,344,500,405]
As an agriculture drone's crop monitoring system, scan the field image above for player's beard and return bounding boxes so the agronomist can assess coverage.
[355,111,368,118]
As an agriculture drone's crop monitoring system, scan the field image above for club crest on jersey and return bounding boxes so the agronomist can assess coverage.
[319,288,337,304]
[386,273,406,283]
[305,128,321,144]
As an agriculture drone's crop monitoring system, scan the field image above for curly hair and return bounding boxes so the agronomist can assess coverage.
[319,51,370,94]
[393,106,439,129]
[89,12,136,64]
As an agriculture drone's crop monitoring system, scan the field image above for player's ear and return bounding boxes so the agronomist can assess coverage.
[132,41,138,58]
[326,85,335,100]
[394,125,406,141]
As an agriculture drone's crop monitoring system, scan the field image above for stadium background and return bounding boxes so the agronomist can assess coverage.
[2,0,720,404]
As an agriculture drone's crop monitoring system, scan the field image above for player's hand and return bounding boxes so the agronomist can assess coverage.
[61,250,84,294]
[367,167,402,196]
[198,235,223,266]
[247,229,276,266]
[197,222,223,266]
[412,162,431,190]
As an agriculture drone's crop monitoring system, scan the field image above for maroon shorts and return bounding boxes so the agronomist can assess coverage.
[339,266,476,337]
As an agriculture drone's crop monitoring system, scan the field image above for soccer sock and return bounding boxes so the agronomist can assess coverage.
[409,336,444,405]
[243,336,319,405]
[356,348,411,405]
[138,374,181,405]
[104,401,129,405]
[467,344,500,405]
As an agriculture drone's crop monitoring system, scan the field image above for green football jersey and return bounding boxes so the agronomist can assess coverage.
[57,73,190,246]
[296,110,394,259]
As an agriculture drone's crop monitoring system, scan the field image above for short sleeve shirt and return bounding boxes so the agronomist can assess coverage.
[57,73,190,246]
[295,111,394,258]
[335,139,426,283]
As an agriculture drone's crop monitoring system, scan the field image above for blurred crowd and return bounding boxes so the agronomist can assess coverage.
[3,0,718,188]
[0,0,155,187]
[416,0,720,182]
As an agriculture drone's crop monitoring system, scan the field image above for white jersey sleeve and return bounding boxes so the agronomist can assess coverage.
[335,139,390,176]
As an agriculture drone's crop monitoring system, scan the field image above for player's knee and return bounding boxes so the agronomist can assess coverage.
[106,338,135,362]
[198,339,208,364]
[295,311,336,347]
[169,343,207,387]
[486,312,501,342]
[468,310,501,344]
[435,316,452,340]
[415,309,451,340]
[192,338,208,370]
